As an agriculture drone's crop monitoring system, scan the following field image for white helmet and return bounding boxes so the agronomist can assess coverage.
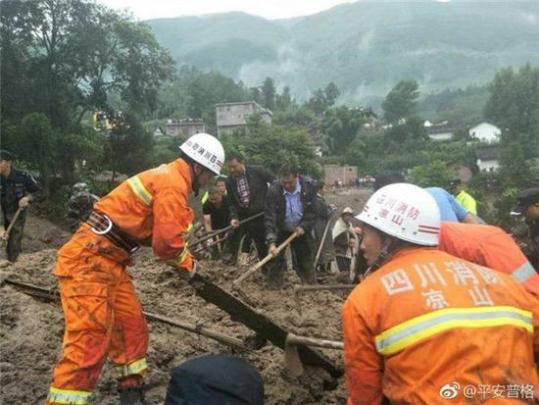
[356,183,440,246]
[179,133,225,175]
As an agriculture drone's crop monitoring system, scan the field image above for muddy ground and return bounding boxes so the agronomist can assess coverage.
[0,189,370,404]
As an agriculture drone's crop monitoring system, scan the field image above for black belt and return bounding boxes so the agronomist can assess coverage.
[87,211,139,255]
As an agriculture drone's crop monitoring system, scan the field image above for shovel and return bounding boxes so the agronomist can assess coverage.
[349,231,360,282]
[1,207,24,244]
[313,212,336,273]
[233,231,299,287]
[284,333,343,379]
[189,212,263,249]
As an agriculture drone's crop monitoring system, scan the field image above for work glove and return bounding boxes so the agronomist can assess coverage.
[178,260,197,281]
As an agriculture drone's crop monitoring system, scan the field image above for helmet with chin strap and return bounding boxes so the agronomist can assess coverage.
[179,133,225,175]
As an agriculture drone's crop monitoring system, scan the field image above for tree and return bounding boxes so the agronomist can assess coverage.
[275,86,293,111]
[19,113,55,192]
[261,77,276,110]
[384,116,428,145]
[408,160,453,188]
[0,0,175,128]
[497,137,532,189]
[322,106,368,154]
[222,123,321,179]
[382,80,420,124]
[324,82,340,107]
[105,113,154,180]
[307,82,341,116]
[484,64,539,158]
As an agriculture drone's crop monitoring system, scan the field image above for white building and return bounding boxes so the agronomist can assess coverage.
[469,122,501,143]
[216,101,272,136]
[476,145,499,172]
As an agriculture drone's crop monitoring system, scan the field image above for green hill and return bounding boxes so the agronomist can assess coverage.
[146,1,539,104]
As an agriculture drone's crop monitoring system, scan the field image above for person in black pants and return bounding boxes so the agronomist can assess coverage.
[225,152,275,266]
[265,165,318,288]
[0,150,43,262]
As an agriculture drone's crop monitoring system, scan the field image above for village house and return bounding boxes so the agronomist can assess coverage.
[469,122,501,143]
[165,119,207,139]
[324,164,358,187]
[475,144,499,172]
[215,101,272,136]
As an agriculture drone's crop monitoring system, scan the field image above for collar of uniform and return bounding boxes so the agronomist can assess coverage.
[387,246,438,262]
[283,179,301,196]
[176,158,193,191]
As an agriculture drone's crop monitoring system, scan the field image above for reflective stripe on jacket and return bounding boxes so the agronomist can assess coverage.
[342,248,539,404]
[93,158,194,269]
[439,222,539,297]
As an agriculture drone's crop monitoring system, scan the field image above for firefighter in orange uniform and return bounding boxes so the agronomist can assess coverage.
[46,133,225,405]
[439,221,539,297]
[343,183,539,404]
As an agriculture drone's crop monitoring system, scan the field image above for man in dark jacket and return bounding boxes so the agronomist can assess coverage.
[0,150,42,262]
[226,152,275,265]
[511,187,539,269]
[265,165,317,288]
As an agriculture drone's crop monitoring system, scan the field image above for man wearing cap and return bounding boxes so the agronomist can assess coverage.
[512,187,539,269]
[0,149,42,262]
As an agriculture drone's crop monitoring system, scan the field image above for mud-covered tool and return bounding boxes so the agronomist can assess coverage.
[3,278,247,350]
[284,333,343,379]
[189,212,263,249]
[293,284,355,316]
[233,231,299,287]
[189,272,342,378]
[313,211,336,273]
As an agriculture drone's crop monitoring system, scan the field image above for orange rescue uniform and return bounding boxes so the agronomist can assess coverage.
[47,159,195,405]
[342,247,539,405]
[439,222,539,297]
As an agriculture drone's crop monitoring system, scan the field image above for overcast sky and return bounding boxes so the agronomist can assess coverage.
[98,0,358,20]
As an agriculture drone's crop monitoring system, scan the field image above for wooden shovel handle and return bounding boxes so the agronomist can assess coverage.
[233,231,299,286]
[190,212,263,248]
[286,333,343,350]
[2,207,24,241]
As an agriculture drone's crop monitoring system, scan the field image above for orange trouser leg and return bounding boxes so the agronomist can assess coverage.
[46,247,148,404]
[108,274,149,389]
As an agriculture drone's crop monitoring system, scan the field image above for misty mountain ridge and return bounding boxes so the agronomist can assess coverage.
[147,1,539,106]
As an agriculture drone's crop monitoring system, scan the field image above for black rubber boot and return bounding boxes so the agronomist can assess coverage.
[119,385,149,405]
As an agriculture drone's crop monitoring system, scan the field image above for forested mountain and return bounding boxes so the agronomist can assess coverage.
[147,1,539,104]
